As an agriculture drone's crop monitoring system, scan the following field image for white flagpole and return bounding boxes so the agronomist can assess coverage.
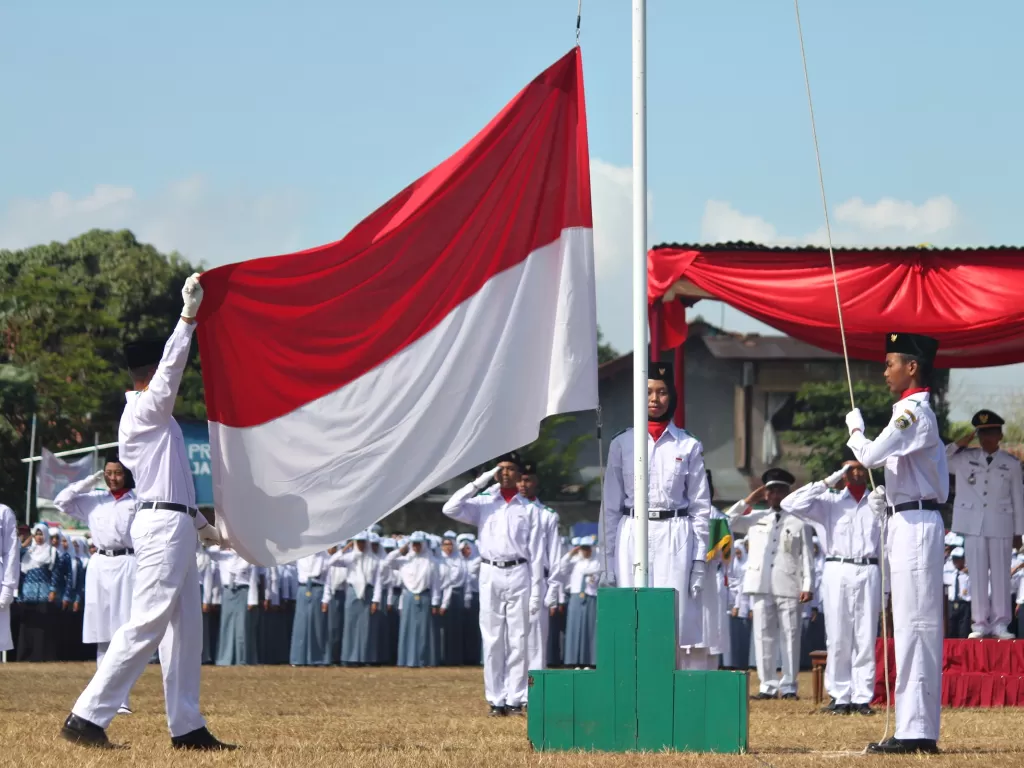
[24,413,37,525]
[631,0,649,584]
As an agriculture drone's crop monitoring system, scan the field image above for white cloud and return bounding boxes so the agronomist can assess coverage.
[590,159,653,355]
[0,177,306,268]
[700,195,958,248]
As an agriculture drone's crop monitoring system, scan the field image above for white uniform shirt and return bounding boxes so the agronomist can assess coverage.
[946,446,1024,539]
[53,483,137,551]
[329,548,384,603]
[948,569,971,602]
[384,549,441,606]
[322,554,348,605]
[1,505,18,602]
[443,485,544,601]
[780,481,881,560]
[847,391,949,506]
[206,546,258,606]
[728,549,749,617]
[296,552,330,585]
[558,550,601,597]
[727,502,814,599]
[119,320,203,525]
[601,423,712,567]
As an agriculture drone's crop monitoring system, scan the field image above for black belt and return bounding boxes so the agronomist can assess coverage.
[97,548,134,557]
[137,501,198,518]
[482,557,527,569]
[888,499,940,514]
[226,584,249,592]
[301,580,324,587]
[825,556,879,566]
[628,508,689,520]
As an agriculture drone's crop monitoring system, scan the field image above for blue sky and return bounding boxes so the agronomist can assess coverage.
[2,1,1021,420]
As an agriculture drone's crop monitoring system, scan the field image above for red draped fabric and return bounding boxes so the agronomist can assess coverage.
[648,245,1024,367]
[874,638,1024,707]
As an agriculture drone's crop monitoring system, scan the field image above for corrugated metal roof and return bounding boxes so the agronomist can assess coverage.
[651,241,1023,253]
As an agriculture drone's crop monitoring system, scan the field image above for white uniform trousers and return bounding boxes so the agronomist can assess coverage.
[887,509,944,742]
[821,561,881,705]
[73,509,205,737]
[479,561,530,707]
[751,594,801,695]
[527,604,548,671]
[963,534,1012,635]
[615,514,701,654]
[0,606,11,653]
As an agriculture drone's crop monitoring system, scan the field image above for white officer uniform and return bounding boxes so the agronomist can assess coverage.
[781,474,881,707]
[531,501,562,671]
[54,476,138,710]
[848,384,948,745]
[443,463,544,711]
[602,422,712,655]
[946,437,1024,638]
[727,496,813,696]
[72,320,214,739]
[0,504,18,652]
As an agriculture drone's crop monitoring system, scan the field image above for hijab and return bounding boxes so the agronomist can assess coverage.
[21,523,56,571]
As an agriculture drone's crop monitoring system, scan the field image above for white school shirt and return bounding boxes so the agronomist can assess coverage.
[118,320,204,526]
[780,481,881,560]
[847,391,949,507]
[384,549,441,606]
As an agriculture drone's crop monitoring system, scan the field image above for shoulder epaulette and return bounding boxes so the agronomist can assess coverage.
[611,428,631,440]
[827,488,842,495]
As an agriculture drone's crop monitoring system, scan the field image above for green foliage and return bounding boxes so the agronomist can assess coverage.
[519,414,592,502]
[597,326,618,365]
[0,229,205,518]
[782,376,950,479]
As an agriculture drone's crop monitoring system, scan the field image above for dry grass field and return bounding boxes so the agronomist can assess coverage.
[1,664,1021,768]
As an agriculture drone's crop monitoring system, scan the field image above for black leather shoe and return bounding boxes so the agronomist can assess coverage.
[780,693,799,700]
[854,703,876,716]
[866,737,939,754]
[171,727,237,751]
[61,713,111,748]
[488,705,507,717]
[827,703,851,715]
[506,704,525,715]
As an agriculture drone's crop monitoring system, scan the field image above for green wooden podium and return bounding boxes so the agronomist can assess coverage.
[527,588,748,753]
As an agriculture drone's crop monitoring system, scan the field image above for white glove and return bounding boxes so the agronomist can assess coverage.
[197,522,222,546]
[845,408,865,436]
[868,486,888,518]
[824,466,849,488]
[544,589,558,609]
[472,466,500,491]
[529,593,541,615]
[688,560,706,598]
[181,272,204,320]
[0,587,13,611]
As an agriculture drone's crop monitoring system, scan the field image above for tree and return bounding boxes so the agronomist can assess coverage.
[597,326,618,365]
[783,375,950,479]
[0,229,205,518]
[518,414,593,502]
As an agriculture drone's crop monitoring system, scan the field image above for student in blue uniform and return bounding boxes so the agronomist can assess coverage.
[385,531,442,667]
[559,536,600,668]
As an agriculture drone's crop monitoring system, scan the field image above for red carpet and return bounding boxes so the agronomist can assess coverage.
[873,638,1024,707]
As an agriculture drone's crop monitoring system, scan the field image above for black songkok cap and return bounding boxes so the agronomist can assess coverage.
[885,332,939,363]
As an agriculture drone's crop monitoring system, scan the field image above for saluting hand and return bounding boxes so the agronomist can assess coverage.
[744,486,766,507]
[956,430,976,448]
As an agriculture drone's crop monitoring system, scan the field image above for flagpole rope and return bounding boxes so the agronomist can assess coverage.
[576,0,583,44]
[792,0,892,744]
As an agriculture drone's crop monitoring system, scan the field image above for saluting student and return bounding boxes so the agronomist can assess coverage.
[385,531,442,667]
[54,455,138,712]
[331,533,384,666]
[557,536,600,668]
[290,550,331,667]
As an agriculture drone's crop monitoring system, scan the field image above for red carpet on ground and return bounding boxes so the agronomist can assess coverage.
[873,638,1024,707]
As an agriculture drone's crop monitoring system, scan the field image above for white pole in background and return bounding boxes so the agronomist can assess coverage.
[631,0,649,585]
[24,413,37,525]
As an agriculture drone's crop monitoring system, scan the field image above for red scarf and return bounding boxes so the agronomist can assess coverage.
[847,483,866,503]
[500,487,517,503]
[112,488,131,501]
[648,422,668,441]
[901,386,930,399]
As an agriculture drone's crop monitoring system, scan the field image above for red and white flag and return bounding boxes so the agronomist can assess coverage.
[196,49,597,565]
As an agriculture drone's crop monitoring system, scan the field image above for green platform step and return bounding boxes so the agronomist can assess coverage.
[527,587,748,753]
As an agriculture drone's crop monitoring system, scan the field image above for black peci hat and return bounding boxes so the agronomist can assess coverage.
[885,332,939,363]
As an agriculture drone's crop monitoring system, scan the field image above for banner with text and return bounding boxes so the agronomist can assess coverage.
[180,421,214,507]
[37,448,95,528]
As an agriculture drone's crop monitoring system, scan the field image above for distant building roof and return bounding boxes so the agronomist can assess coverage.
[598,320,838,378]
